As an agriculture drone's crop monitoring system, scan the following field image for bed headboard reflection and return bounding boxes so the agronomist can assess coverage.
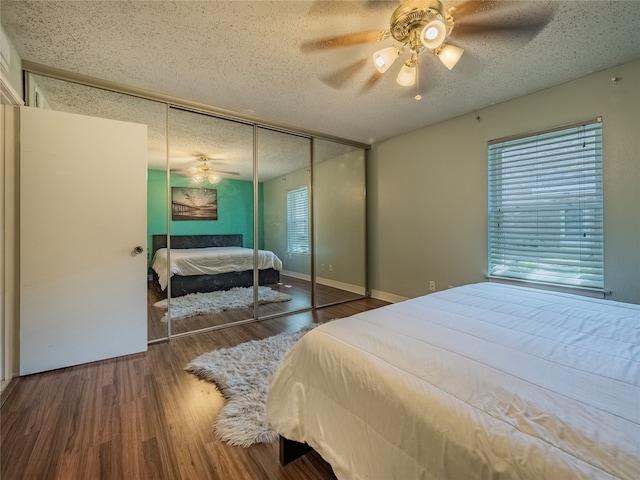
[152,234,243,256]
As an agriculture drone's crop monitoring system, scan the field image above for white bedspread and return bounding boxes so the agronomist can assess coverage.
[151,246,282,290]
[267,282,640,480]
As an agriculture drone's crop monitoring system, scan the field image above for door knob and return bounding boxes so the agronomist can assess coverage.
[132,246,144,255]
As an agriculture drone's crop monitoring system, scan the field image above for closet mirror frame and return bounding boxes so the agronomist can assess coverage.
[22,64,369,342]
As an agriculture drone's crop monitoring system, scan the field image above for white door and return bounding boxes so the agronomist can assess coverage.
[19,106,148,375]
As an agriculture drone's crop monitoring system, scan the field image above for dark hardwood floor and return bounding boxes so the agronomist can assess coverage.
[1,297,388,480]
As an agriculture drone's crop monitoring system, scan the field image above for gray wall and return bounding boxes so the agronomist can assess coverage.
[368,59,640,304]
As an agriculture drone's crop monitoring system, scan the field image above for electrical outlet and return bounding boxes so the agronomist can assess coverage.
[429,281,436,292]
[329,264,333,272]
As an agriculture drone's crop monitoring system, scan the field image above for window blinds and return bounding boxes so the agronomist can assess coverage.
[287,186,309,255]
[488,119,603,289]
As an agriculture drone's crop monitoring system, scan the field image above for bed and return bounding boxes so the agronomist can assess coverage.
[267,282,640,479]
[151,234,282,297]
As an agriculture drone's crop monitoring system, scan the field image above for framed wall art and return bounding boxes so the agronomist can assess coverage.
[171,187,218,221]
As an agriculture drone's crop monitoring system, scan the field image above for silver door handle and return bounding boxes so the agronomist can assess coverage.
[132,246,144,255]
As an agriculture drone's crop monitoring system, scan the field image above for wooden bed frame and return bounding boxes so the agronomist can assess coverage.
[151,234,280,297]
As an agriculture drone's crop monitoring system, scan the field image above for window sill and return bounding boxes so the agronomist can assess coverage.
[486,276,610,299]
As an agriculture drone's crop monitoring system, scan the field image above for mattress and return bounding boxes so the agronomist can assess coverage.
[151,246,283,290]
[267,282,640,479]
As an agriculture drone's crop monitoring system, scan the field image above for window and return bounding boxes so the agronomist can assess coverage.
[488,119,603,289]
[287,186,309,255]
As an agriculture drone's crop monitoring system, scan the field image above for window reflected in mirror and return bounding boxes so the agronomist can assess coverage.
[258,128,312,318]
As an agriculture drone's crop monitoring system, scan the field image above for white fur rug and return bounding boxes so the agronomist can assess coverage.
[154,286,292,322]
[185,325,317,447]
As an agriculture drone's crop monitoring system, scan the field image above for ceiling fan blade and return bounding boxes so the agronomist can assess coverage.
[171,154,231,165]
[360,71,384,93]
[170,155,198,162]
[301,30,388,52]
[170,168,239,176]
[450,0,511,19]
[320,58,368,89]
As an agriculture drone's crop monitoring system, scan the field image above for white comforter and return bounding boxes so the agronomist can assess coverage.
[267,282,640,480]
[151,246,282,290]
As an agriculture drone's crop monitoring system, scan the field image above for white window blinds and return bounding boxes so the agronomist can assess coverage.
[287,186,309,255]
[488,119,604,289]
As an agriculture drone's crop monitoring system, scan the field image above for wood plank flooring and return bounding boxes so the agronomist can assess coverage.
[1,297,388,480]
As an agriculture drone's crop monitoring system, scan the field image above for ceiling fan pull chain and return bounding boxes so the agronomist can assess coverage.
[415,56,422,101]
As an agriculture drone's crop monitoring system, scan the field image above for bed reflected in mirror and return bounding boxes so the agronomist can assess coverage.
[148,108,257,335]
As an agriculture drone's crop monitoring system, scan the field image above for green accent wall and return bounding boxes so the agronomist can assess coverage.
[147,169,263,265]
[147,169,168,254]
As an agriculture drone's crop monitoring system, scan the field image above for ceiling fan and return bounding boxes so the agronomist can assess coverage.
[173,155,240,184]
[303,0,554,99]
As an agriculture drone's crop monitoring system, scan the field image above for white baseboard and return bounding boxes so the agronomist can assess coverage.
[281,271,366,296]
[281,270,310,282]
[370,289,408,304]
[280,271,407,304]
[316,277,366,296]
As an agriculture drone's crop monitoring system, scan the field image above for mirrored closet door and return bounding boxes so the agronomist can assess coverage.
[313,139,367,307]
[166,107,255,336]
[25,71,369,343]
[257,127,312,318]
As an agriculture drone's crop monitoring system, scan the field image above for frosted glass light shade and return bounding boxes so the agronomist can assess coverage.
[207,173,220,184]
[372,46,399,73]
[396,62,416,86]
[437,44,464,70]
[420,19,447,49]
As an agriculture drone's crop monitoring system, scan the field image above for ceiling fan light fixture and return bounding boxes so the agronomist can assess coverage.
[396,61,416,86]
[207,173,220,184]
[420,19,447,50]
[192,173,204,183]
[436,44,464,70]
[372,46,400,73]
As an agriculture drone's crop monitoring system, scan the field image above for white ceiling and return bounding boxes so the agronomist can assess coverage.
[2,0,640,148]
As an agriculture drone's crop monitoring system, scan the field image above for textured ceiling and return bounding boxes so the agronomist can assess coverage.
[2,0,640,149]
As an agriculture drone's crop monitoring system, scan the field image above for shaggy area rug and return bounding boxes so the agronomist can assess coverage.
[185,324,317,447]
[153,286,292,321]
